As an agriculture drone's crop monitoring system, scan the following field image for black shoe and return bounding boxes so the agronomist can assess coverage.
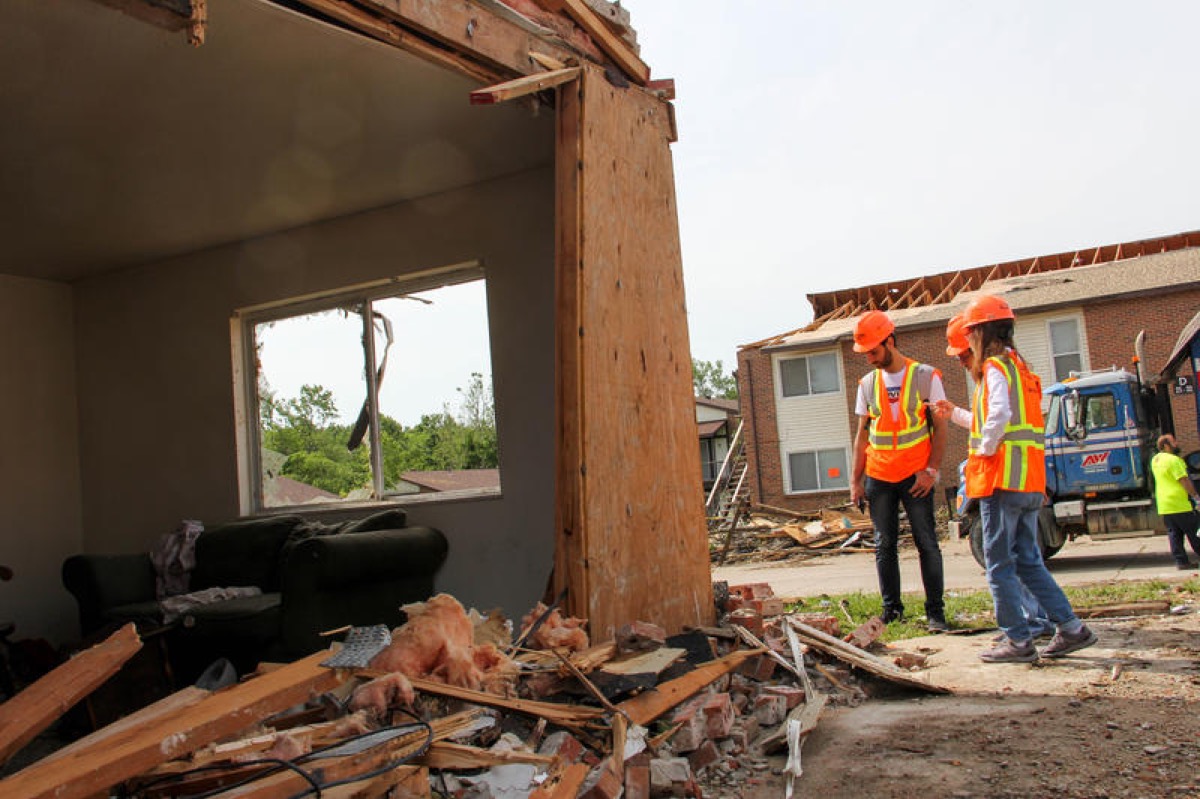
[881,608,903,624]
[927,617,950,633]
[1177,561,1197,570]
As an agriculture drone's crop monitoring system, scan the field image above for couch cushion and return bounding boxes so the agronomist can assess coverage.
[102,600,167,629]
[340,508,408,533]
[192,516,302,592]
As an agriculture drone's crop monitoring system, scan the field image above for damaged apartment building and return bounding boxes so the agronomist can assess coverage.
[736,229,1200,514]
[1,0,713,691]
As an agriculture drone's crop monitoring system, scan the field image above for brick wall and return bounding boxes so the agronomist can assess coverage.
[738,287,1200,514]
[1082,287,1200,454]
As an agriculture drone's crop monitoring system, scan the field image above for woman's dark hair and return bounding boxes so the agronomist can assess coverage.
[970,320,1018,380]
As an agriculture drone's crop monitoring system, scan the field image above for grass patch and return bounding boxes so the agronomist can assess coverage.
[786,577,1200,642]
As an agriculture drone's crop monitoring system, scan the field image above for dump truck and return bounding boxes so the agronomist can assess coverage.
[957,333,1200,567]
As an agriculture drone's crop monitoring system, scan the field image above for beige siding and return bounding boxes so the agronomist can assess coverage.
[773,349,852,492]
[1014,308,1091,402]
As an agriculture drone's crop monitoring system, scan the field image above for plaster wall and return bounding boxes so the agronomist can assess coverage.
[71,166,556,621]
[0,275,83,643]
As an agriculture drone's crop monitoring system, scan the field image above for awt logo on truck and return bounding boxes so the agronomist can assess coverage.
[1081,452,1111,469]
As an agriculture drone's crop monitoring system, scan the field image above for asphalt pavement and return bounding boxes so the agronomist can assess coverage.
[712,534,1199,600]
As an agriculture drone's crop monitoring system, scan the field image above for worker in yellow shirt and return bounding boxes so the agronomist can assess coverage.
[1150,434,1200,570]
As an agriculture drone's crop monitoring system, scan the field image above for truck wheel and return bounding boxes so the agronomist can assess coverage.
[968,515,986,569]
[970,513,1063,568]
[1037,509,1064,561]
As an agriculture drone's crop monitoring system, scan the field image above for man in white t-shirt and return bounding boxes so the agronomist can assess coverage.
[849,310,948,630]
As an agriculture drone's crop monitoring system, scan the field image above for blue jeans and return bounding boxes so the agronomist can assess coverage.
[866,474,944,618]
[980,489,1077,642]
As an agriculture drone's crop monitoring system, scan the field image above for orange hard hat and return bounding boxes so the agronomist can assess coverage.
[945,314,970,356]
[852,310,896,353]
[962,294,1015,328]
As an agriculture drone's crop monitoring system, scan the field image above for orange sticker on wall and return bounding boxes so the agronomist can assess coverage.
[828,467,841,478]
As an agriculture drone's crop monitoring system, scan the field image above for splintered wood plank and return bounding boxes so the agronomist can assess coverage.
[787,619,950,695]
[471,67,581,105]
[0,623,141,766]
[392,675,605,726]
[617,648,763,726]
[0,649,347,799]
[600,647,686,676]
[529,762,590,799]
[533,0,649,84]
[418,742,555,769]
[553,64,713,640]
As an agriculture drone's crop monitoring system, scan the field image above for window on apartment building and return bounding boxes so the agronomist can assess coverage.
[235,264,500,512]
[1049,318,1083,382]
[787,448,850,493]
[779,353,840,397]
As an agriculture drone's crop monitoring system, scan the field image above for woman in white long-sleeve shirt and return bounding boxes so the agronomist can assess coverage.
[959,296,1096,664]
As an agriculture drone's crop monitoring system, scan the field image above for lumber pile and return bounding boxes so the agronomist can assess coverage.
[0,588,947,798]
[712,505,876,565]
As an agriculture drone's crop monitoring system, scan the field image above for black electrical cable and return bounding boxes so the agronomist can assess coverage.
[130,719,433,799]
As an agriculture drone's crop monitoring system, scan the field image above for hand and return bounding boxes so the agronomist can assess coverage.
[931,399,957,422]
[850,479,866,508]
[910,469,935,498]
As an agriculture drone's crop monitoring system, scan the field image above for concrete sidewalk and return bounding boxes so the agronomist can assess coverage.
[712,534,1199,600]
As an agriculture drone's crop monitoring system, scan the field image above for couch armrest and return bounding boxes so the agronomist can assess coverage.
[278,527,448,656]
[62,553,157,635]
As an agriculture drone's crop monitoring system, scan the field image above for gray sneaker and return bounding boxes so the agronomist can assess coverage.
[1040,625,1097,659]
[979,639,1038,663]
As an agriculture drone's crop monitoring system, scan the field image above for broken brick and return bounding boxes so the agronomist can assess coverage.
[763,685,805,709]
[728,583,775,601]
[701,693,734,739]
[728,608,763,637]
[686,739,721,774]
[738,653,776,682]
[539,730,585,764]
[748,597,786,617]
[753,693,787,727]
[649,757,693,795]
[790,612,841,637]
[625,760,651,799]
[669,707,708,753]
[616,620,667,653]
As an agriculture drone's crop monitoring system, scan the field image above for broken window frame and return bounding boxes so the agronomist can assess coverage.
[232,262,496,514]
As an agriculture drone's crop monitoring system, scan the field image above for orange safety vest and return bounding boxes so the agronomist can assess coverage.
[965,351,1046,498]
[862,359,937,481]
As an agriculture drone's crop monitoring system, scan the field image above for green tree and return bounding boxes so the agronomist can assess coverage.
[693,358,739,399]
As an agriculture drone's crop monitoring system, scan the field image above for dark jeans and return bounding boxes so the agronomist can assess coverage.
[1162,510,1200,565]
[866,474,945,618]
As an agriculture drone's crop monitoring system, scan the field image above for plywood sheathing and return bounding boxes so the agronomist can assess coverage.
[0,648,347,799]
[554,65,714,641]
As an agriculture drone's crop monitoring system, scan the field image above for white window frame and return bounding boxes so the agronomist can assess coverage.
[231,262,499,514]
[777,351,841,399]
[1047,316,1084,383]
[785,447,850,494]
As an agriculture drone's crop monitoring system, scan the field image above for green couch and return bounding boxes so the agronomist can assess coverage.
[62,511,447,683]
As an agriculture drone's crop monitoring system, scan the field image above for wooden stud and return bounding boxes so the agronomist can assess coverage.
[471,66,581,105]
[533,0,650,84]
[0,623,142,766]
[0,648,347,799]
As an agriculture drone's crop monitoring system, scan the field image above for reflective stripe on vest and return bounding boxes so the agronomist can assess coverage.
[967,353,1045,494]
[864,360,932,451]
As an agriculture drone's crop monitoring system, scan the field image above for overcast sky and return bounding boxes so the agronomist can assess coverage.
[622,1,1200,368]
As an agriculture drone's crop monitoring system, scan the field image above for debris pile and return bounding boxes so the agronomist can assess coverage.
[0,586,947,798]
[712,505,876,565]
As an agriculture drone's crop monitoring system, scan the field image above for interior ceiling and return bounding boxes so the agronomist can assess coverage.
[0,0,554,282]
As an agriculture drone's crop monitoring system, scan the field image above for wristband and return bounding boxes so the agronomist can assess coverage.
[925,467,940,482]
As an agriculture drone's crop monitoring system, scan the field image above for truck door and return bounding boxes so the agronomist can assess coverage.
[1059,390,1141,494]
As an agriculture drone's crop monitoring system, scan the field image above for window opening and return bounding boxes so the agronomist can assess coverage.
[245,267,499,510]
